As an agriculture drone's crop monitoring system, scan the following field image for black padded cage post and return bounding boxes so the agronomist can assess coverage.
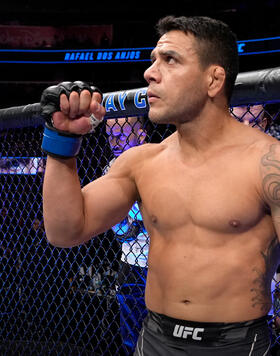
[0,67,280,355]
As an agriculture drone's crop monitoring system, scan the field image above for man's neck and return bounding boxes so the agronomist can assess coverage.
[175,106,234,158]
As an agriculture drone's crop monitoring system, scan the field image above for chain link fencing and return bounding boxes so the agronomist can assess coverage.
[0,103,280,355]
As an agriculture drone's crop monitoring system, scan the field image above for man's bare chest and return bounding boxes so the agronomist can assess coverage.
[136,154,265,234]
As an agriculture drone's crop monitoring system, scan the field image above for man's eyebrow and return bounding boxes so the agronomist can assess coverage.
[150,49,181,61]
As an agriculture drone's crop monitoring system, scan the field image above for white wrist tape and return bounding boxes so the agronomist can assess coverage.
[89,114,103,133]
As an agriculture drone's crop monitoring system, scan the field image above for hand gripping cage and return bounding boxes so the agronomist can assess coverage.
[0,67,280,355]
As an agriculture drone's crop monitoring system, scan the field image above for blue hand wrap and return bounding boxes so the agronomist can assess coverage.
[40,81,102,158]
[42,125,82,158]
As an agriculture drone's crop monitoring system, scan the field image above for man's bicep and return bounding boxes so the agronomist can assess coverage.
[261,144,280,202]
[261,143,280,237]
[82,173,137,237]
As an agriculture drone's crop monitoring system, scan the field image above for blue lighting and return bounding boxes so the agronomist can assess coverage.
[0,36,279,63]
[236,36,280,55]
[237,36,280,43]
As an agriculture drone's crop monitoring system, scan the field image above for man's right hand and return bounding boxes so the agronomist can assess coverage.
[40,81,105,158]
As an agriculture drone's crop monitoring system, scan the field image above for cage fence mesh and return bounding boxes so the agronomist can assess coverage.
[0,103,280,355]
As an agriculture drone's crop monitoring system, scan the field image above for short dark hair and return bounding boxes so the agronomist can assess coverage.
[156,16,239,103]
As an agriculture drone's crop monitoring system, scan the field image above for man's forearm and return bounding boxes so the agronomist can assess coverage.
[43,156,86,247]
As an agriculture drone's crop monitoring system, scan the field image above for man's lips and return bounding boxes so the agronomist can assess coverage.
[147,90,160,103]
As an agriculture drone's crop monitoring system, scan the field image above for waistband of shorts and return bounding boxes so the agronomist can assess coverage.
[145,310,268,343]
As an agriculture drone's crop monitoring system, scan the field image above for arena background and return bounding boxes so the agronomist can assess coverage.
[0,1,280,355]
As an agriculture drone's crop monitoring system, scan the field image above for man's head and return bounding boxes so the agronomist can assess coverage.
[231,105,269,131]
[144,16,239,124]
[155,16,239,102]
[105,116,146,157]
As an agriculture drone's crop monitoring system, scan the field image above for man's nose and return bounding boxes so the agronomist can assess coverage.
[144,62,160,83]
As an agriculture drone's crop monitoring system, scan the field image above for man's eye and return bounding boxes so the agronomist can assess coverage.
[166,56,175,64]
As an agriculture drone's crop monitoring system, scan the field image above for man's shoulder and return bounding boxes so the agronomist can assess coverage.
[257,135,280,162]
[108,141,166,174]
[242,131,280,187]
[250,130,280,155]
[234,122,279,154]
[118,141,167,161]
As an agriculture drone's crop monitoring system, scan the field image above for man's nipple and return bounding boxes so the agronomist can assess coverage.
[229,219,241,228]
[151,215,157,224]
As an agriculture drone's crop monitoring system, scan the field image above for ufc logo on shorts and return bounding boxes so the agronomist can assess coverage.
[173,324,204,340]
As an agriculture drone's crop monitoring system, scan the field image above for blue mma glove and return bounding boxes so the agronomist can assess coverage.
[41,81,102,158]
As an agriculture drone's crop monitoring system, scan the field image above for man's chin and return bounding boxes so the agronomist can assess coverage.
[148,111,170,124]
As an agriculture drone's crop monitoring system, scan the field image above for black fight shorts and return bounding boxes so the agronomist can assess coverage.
[134,310,271,356]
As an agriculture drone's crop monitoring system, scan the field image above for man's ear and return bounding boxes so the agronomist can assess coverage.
[137,129,147,144]
[207,65,226,98]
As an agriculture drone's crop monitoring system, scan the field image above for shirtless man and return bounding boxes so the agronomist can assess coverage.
[41,15,279,355]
